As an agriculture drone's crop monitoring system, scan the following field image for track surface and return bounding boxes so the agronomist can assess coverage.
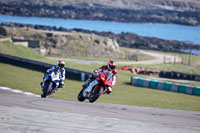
[47,50,182,65]
[0,88,200,133]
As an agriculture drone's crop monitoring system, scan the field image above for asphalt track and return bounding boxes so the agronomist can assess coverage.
[0,88,200,133]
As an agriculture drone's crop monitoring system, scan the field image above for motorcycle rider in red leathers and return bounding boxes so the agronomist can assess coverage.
[82,60,117,94]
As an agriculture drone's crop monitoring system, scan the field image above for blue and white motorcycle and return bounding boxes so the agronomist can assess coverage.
[41,67,62,98]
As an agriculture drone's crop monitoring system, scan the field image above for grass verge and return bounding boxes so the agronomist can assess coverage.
[0,41,200,111]
[0,63,200,111]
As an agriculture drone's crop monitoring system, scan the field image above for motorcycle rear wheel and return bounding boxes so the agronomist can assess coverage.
[89,86,103,103]
[77,88,86,102]
[41,82,52,98]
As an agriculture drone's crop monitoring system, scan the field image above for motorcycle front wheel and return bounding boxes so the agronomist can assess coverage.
[89,86,103,103]
[77,88,86,102]
[41,82,52,98]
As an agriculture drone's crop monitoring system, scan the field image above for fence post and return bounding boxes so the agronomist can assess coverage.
[81,73,85,82]
[163,55,165,64]
[174,56,176,64]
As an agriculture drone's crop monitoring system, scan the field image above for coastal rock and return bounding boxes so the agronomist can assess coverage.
[0,0,200,26]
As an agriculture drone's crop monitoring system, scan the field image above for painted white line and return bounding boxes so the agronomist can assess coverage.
[0,86,40,97]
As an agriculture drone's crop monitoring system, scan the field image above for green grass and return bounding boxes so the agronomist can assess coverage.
[57,49,200,75]
[153,50,200,65]
[0,62,200,111]
[55,47,153,62]
[0,41,200,111]
[118,49,200,75]
[133,63,200,75]
[0,41,44,59]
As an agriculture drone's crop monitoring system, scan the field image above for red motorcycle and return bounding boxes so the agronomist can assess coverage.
[77,72,113,103]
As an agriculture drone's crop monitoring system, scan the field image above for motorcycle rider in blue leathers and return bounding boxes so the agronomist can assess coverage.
[41,60,65,90]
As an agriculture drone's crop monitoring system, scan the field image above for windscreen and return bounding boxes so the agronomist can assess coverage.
[104,71,113,81]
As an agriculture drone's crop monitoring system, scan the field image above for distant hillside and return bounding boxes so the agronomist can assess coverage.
[2,22,200,54]
[2,26,139,60]
[0,0,200,26]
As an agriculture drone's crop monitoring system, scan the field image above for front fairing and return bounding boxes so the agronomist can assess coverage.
[43,69,62,92]
[83,72,113,98]
[50,71,61,82]
[83,80,98,98]
[99,72,113,87]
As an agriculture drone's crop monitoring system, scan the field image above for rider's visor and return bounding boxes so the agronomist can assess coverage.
[59,64,64,68]
[109,65,115,70]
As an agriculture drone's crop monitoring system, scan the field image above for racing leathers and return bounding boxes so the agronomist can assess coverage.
[41,65,65,89]
[82,65,117,94]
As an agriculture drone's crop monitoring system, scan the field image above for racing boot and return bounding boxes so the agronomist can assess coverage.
[59,81,65,88]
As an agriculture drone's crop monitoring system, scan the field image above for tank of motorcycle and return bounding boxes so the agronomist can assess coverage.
[99,73,113,87]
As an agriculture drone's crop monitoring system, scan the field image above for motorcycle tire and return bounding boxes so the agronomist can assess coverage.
[89,86,103,103]
[41,82,52,98]
[77,88,86,102]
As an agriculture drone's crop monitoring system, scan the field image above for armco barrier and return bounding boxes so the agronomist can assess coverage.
[131,76,138,86]
[178,84,187,94]
[157,81,164,90]
[0,53,92,81]
[143,79,150,88]
[193,87,200,96]
[164,82,172,91]
[159,71,200,81]
[186,86,193,95]
[149,80,158,89]
[171,84,178,92]
[131,76,200,96]
[137,78,144,87]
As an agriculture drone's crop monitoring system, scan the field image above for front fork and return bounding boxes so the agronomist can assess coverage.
[83,80,98,98]
[42,75,48,88]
